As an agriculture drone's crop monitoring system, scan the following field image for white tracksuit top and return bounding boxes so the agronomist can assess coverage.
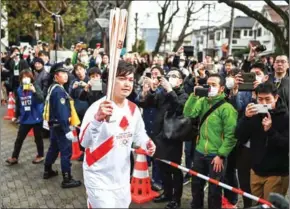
[79,97,149,190]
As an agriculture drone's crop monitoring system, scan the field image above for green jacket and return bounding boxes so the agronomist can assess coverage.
[183,93,238,157]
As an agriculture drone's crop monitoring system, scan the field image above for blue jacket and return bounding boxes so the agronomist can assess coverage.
[49,84,71,134]
[16,83,44,125]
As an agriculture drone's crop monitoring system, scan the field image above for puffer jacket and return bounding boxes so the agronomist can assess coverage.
[183,93,238,157]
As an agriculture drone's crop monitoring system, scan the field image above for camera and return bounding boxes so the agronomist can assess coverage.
[255,45,267,53]
[254,104,272,114]
[195,85,209,97]
[78,81,87,87]
[145,72,151,78]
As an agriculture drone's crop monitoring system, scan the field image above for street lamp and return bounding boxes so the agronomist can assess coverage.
[34,23,42,43]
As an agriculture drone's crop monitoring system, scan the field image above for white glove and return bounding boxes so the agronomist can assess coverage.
[65,131,75,141]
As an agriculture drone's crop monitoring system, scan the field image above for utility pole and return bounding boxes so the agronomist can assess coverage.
[204,4,215,56]
[134,13,138,51]
[228,7,235,56]
[169,1,174,52]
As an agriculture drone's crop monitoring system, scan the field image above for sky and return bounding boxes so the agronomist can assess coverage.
[129,0,287,38]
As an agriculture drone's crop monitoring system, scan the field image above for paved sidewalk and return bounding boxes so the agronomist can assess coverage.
[1,107,194,208]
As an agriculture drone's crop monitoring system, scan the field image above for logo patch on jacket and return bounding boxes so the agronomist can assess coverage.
[60,98,65,104]
[119,116,129,131]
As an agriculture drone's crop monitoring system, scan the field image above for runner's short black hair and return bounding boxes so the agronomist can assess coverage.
[117,60,135,77]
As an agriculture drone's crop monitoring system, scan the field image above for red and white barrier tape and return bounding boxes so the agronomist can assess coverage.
[131,148,274,208]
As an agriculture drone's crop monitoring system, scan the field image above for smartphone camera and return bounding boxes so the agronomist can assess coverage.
[145,72,151,78]
[195,86,209,97]
[255,45,267,53]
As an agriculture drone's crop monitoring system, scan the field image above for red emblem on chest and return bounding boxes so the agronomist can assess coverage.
[119,116,129,131]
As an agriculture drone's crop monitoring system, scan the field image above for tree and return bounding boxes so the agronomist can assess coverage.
[154,0,180,55]
[132,39,146,54]
[218,0,289,56]
[86,0,132,42]
[3,0,87,48]
[173,1,205,52]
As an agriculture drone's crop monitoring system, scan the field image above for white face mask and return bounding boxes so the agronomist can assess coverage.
[226,77,235,89]
[179,61,185,68]
[22,77,31,84]
[256,75,264,83]
[168,77,179,88]
[208,86,219,97]
[80,56,88,64]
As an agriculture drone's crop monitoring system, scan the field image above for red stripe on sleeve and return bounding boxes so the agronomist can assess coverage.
[85,136,114,167]
[79,122,91,143]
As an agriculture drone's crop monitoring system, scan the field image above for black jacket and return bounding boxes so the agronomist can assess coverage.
[269,75,289,111]
[235,98,289,176]
[4,58,29,89]
[139,87,188,162]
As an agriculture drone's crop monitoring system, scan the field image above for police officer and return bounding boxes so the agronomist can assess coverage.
[43,67,81,188]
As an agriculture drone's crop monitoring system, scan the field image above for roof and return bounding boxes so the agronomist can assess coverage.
[263,5,289,24]
[219,16,255,28]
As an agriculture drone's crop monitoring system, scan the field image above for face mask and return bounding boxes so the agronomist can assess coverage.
[96,57,102,64]
[22,77,31,84]
[179,62,185,68]
[168,77,178,88]
[80,56,88,63]
[256,75,264,83]
[226,77,235,89]
[208,86,219,97]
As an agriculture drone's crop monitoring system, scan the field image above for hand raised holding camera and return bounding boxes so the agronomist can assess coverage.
[160,77,172,93]
[245,103,258,118]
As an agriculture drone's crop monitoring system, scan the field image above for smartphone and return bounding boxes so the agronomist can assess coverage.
[146,72,151,78]
[90,79,102,91]
[238,72,256,91]
[195,87,209,97]
[254,104,272,114]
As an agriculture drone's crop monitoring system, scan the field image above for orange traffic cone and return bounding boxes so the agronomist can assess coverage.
[3,92,15,120]
[27,129,34,137]
[222,196,237,209]
[71,128,83,160]
[131,149,159,204]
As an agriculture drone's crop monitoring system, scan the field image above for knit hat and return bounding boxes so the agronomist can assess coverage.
[34,57,44,66]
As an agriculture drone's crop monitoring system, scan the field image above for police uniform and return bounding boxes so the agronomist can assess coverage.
[43,67,81,188]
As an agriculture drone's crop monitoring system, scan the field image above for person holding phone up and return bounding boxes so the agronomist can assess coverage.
[183,74,237,209]
[6,69,45,165]
[235,82,289,203]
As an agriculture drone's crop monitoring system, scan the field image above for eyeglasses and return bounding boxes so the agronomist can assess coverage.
[275,60,287,64]
[167,74,180,79]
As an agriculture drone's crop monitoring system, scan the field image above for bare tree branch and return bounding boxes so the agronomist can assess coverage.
[264,0,289,30]
[87,0,99,18]
[218,0,289,55]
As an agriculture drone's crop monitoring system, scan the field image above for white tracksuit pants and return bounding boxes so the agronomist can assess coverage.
[87,185,131,208]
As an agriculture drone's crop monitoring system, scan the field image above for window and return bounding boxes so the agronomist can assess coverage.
[244,30,248,36]
[232,40,237,44]
[249,30,253,36]
[257,28,262,37]
[233,30,241,39]
[216,32,221,41]
[225,30,230,39]
[209,33,214,40]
